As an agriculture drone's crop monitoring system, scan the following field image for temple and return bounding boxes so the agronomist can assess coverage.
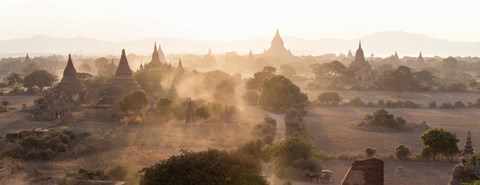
[143,43,163,69]
[417,52,424,63]
[449,131,478,185]
[246,50,255,62]
[99,49,139,105]
[348,41,375,87]
[33,54,85,120]
[263,29,293,59]
[461,131,474,155]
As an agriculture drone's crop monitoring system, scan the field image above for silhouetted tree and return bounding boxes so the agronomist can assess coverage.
[118,90,149,117]
[140,149,267,185]
[258,75,308,111]
[23,70,57,90]
[420,128,459,160]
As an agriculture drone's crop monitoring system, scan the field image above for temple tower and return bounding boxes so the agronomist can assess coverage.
[246,50,255,62]
[417,52,425,63]
[57,54,85,100]
[263,29,293,59]
[158,44,168,65]
[461,131,474,155]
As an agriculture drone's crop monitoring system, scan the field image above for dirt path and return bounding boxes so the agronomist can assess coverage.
[261,112,285,185]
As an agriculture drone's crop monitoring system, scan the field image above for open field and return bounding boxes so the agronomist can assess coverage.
[304,106,480,185]
[305,89,480,106]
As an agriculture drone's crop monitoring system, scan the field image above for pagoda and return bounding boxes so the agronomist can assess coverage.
[348,41,375,87]
[246,50,255,62]
[462,131,474,155]
[99,49,139,105]
[417,52,424,63]
[158,44,168,65]
[263,29,293,59]
[56,54,85,100]
[144,43,162,69]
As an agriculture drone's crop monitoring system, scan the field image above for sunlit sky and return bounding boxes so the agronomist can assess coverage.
[1,0,479,42]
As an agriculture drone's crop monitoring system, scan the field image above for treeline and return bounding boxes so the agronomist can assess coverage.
[316,91,480,109]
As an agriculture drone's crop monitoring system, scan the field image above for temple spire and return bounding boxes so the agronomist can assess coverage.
[25,53,31,61]
[115,49,133,76]
[461,131,474,155]
[158,44,167,65]
[358,40,362,49]
[59,53,84,90]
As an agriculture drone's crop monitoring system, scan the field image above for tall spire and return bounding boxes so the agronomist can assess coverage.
[25,53,31,61]
[115,49,133,76]
[157,44,167,65]
[461,131,474,155]
[148,42,161,68]
[271,29,284,48]
[59,54,84,90]
[354,40,366,63]
[246,49,254,62]
[207,48,213,56]
[417,52,424,63]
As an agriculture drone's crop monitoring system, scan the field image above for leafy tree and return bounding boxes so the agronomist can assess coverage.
[95,57,117,75]
[23,70,58,90]
[349,97,365,106]
[310,61,356,89]
[280,64,296,78]
[77,72,93,82]
[245,69,275,90]
[376,66,419,91]
[196,106,210,119]
[5,73,23,92]
[420,128,459,160]
[395,145,410,160]
[118,90,149,117]
[156,97,173,118]
[140,149,267,185]
[429,101,437,108]
[84,75,111,89]
[258,75,308,111]
[134,68,165,95]
[317,92,341,105]
[272,137,320,180]
[263,66,277,74]
[365,147,377,158]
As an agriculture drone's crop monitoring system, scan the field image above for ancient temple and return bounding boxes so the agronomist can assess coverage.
[25,53,31,62]
[348,41,375,87]
[347,50,353,59]
[462,131,474,155]
[448,131,479,185]
[143,43,163,69]
[263,29,293,59]
[246,50,255,62]
[158,44,168,65]
[33,54,85,120]
[57,54,85,96]
[417,52,424,63]
[99,49,139,105]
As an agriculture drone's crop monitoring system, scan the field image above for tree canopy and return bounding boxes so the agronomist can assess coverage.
[118,90,149,116]
[23,70,57,90]
[140,149,267,185]
[420,128,459,160]
[258,75,308,111]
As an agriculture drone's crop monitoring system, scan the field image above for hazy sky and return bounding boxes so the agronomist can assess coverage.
[1,0,479,42]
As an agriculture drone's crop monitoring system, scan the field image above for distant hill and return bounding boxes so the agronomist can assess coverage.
[0,31,479,57]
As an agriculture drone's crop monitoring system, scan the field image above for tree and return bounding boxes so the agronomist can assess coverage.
[280,64,296,78]
[155,97,173,119]
[395,145,410,160]
[310,61,356,89]
[118,90,149,117]
[245,70,275,90]
[258,75,308,111]
[375,66,419,91]
[317,92,341,105]
[139,149,267,185]
[23,70,58,90]
[5,73,23,92]
[420,128,459,160]
[196,106,210,119]
[95,57,117,75]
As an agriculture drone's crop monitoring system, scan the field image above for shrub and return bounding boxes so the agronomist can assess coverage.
[395,145,410,160]
[420,128,459,160]
[317,92,341,105]
[439,102,454,109]
[429,101,437,108]
[349,97,365,106]
[365,147,377,158]
[108,165,128,181]
[454,101,466,108]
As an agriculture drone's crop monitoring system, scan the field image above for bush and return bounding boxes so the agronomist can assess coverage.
[395,145,410,160]
[365,147,377,158]
[429,101,437,108]
[272,137,321,180]
[439,102,454,109]
[20,136,43,149]
[349,97,365,106]
[108,165,128,181]
[454,101,466,108]
[258,75,308,111]
[420,128,459,160]
[317,92,341,105]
